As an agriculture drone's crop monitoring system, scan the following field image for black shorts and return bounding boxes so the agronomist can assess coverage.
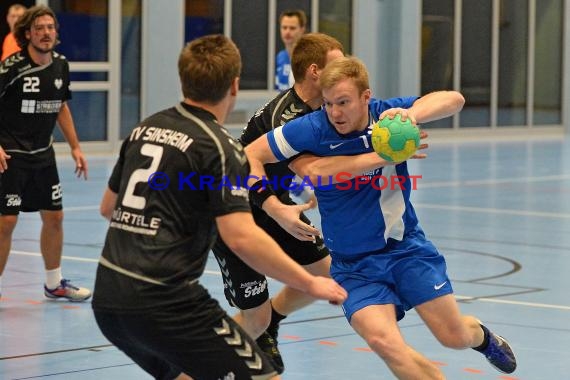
[93,283,277,380]
[0,164,62,215]
[212,194,329,310]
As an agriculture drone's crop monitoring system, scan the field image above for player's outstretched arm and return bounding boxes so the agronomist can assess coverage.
[407,90,465,124]
[245,135,320,241]
[216,212,347,304]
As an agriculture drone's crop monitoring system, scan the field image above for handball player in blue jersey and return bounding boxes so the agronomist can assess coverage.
[275,9,306,91]
[245,56,517,378]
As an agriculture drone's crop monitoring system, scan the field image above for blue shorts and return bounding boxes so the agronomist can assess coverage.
[330,227,453,322]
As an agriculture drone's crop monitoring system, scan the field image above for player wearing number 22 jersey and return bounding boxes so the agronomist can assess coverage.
[0,49,70,168]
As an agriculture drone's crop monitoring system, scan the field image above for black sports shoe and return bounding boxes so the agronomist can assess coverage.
[480,327,517,374]
[256,330,284,374]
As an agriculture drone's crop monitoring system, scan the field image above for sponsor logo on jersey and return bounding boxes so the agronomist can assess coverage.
[21,99,62,114]
[54,78,63,89]
[109,207,162,236]
[240,280,267,298]
[5,194,22,207]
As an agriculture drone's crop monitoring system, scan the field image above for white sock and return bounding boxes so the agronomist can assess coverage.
[0,275,2,293]
[46,268,63,289]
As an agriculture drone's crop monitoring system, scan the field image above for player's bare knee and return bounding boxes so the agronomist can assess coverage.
[0,215,18,235]
[40,211,64,230]
[365,335,404,360]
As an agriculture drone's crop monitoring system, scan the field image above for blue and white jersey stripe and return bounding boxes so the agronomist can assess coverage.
[269,126,299,161]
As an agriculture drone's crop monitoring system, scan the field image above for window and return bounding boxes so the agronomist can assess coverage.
[498,0,528,126]
[460,0,492,127]
[533,0,563,125]
[232,0,269,89]
[50,0,109,142]
[421,0,454,128]
[184,0,223,41]
[184,0,352,91]
[49,0,108,62]
[421,0,564,129]
[319,0,352,53]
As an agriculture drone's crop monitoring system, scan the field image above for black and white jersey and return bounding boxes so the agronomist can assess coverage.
[94,103,251,311]
[239,87,314,199]
[0,49,71,167]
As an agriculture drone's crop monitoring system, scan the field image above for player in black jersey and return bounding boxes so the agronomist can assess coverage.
[0,5,90,301]
[211,33,344,373]
[92,34,346,380]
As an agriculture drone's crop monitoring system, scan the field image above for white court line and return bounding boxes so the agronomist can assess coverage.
[9,250,570,311]
[456,295,570,310]
[419,173,570,189]
[61,205,100,212]
[414,203,570,219]
[10,250,222,276]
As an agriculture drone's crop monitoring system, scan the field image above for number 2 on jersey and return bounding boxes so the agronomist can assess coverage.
[122,143,163,209]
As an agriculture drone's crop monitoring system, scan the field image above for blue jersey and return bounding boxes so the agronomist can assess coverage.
[275,49,293,91]
[267,97,420,257]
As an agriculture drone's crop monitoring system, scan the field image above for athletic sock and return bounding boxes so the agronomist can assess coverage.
[472,324,491,352]
[45,268,63,290]
[268,300,287,335]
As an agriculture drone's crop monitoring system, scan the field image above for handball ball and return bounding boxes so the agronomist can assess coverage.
[371,114,420,162]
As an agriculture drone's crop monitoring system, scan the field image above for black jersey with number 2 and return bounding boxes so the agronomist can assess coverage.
[94,102,251,311]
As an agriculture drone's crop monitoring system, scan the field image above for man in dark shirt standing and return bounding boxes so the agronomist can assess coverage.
[0,5,90,301]
[93,34,346,380]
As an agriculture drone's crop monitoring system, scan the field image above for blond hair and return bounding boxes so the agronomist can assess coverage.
[319,56,370,94]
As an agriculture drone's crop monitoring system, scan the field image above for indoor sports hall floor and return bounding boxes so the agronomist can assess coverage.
[1,134,569,379]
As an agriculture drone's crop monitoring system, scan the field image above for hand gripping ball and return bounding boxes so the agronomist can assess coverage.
[371,114,420,162]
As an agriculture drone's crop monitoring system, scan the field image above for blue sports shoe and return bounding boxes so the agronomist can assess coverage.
[44,279,91,302]
[480,326,517,374]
